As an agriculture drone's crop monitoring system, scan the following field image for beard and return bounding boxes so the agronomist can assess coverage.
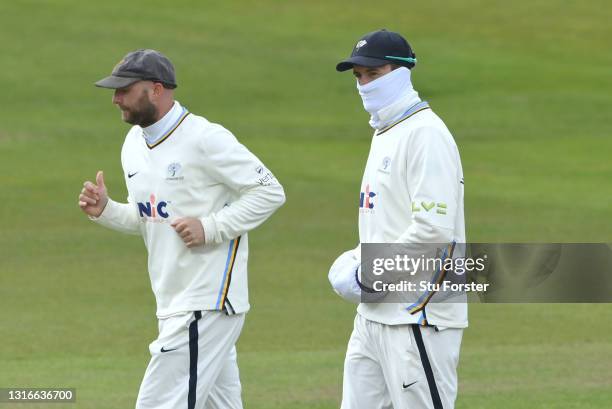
[121,91,158,127]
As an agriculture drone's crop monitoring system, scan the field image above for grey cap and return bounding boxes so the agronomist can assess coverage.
[95,49,177,89]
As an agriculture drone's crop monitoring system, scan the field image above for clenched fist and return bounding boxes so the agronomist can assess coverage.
[171,218,206,248]
[78,170,109,217]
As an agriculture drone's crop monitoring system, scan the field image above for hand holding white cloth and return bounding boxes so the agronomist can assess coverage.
[328,249,362,304]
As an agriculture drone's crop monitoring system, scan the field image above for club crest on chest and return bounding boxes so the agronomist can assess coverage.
[378,156,392,173]
[166,162,184,181]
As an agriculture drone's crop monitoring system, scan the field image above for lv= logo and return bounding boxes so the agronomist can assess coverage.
[412,201,447,215]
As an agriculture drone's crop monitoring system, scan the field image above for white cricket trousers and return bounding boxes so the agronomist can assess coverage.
[136,310,245,409]
[341,314,463,409]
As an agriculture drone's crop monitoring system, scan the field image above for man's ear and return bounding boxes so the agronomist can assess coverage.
[152,82,164,96]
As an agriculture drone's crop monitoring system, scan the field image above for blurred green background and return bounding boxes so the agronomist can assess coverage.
[1,1,611,408]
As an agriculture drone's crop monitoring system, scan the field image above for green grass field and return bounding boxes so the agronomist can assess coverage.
[1,1,611,408]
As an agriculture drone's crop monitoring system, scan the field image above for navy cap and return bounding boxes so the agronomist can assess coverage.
[336,29,417,72]
[95,49,177,89]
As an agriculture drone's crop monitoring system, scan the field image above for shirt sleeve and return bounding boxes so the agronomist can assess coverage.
[199,127,286,244]
[395,126,462,244]
[89,197,141,235]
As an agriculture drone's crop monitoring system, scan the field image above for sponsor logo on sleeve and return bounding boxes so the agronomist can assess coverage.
[412,201,447,215]
[254,164,276,186]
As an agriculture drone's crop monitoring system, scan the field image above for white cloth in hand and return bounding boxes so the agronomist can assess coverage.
[328,249,362,304]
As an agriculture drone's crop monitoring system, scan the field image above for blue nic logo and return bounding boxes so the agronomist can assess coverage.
[137,194,169,218]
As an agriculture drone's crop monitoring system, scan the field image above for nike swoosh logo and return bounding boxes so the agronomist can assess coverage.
[402,381,418,389]
[128,172,138,178]
[160,346,177,353]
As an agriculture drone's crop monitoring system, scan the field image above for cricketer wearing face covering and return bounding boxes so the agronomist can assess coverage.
[352,65,467,327]
[329,30,467,409]
[356,66,422,130]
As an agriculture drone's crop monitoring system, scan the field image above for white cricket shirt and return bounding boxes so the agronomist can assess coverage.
[356,100,468,328]
[93,101,285,318]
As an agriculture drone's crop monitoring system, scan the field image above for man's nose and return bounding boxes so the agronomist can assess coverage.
[112,91,121,105]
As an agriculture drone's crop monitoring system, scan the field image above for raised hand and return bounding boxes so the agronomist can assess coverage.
[78,170,110,217]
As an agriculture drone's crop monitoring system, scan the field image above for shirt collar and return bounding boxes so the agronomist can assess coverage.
[142,101,185,146]
[375,100,430,135]
[372,92,422,131]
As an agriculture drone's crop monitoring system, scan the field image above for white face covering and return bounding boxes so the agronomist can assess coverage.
[356,66,421,130]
